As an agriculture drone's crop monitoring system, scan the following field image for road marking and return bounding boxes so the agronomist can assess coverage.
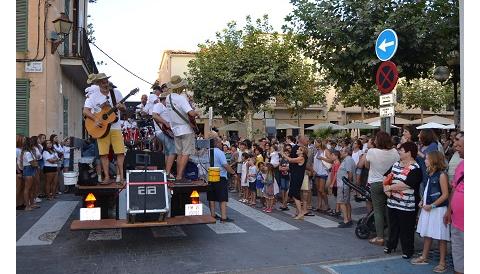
[151,226,186,238]
[202,203,246,234]
[282,206,339,228]
[227,199,299,231]
[16,201,78,246]
[88,229,122,241]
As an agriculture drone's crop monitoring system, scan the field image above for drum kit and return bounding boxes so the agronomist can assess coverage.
[122,114,156,151]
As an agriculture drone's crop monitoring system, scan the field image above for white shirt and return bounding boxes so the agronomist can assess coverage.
[43,150,59,167]
[145,93,159,115]
[84,88,124,130]
[352,149,363,165]
[152,102,171,133]
[362,143,368,153]
[136,102,147,113]
[313,149,329,176]
[16,148,22,169]
[22,150,35,167]
[366,148,400,184]
[84,85,100,98]
[63,146,71,159]
[53,144,64,155]
[270,151,280,168]
[34,146,42,160]
[166,93,194,136]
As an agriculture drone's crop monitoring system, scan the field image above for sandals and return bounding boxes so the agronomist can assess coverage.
[100,178,111,185]
[368,237,385,246]
[410,256,429,265]
[433,264,447,273]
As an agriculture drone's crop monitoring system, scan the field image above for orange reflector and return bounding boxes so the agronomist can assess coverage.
[190,191,200,198]
[85,193,96,202]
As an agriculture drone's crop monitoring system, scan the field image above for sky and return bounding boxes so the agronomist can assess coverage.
[88,0,295,101]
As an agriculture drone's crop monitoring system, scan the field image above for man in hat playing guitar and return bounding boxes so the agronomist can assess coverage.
[83,73,127,185]
[165,75,199,182]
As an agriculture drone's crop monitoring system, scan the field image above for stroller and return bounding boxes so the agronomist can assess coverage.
[341,176,375,239]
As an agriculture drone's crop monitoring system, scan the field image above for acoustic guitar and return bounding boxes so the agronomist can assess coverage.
[153,120,175,139]
[85,88,139,139]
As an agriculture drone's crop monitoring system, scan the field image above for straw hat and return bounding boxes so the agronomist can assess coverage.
[86,73,97,84]
[166,75,187,91]
[95,73,111,81]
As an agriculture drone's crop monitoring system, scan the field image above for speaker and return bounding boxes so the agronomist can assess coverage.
[126,170,169,215]
[125,150,165,171]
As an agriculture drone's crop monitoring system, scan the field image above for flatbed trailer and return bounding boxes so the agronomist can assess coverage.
[70,179,216,231]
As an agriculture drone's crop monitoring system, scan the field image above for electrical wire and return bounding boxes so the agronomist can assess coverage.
[89,41,155,86]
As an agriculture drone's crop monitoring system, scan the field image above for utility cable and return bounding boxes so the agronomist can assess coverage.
[89,41,155,86]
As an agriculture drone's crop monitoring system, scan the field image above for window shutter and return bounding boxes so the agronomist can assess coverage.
[16,0,28,52]
[16,79,30,136]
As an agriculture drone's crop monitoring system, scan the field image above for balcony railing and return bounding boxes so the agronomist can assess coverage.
[61,27,98,74]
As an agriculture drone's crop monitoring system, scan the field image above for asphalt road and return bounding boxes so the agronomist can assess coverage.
[16,192,454,274]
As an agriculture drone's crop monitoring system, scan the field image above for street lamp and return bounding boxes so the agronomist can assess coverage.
[50,12,73,54]
[433,50,460,128]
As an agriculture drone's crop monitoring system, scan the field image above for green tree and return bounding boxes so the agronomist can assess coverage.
[284,0,459,106]
[335,83,379,121]
[396,78,453,123]
[187,15,322,139]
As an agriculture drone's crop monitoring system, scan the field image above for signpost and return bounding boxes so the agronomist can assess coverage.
[375,29,399,134]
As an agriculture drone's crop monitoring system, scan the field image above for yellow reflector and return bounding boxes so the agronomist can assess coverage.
[190,190,200,198]
[85,193,96,202]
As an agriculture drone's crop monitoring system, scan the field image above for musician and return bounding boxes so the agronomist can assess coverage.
[136,94,148,117]
[165,75,199,182]
[83,73,126,185]
[152,94,176,179]
[145,84,165,115]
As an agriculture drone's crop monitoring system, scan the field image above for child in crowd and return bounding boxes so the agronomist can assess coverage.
[247,156,258,206]
[239,152,250,203]
[256,162,266,208]
[278,150,290,210]
[262,163,277,213]
[328,150,341,217]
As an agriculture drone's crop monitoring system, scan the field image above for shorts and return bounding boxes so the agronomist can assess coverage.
[248,181,256,192]
[174,133,195,156]
[336,184,351,204]
[279,177,290,191]
[451,226,464,273]
[316,174,328,180]
[43,166,57,173]
[38,159,45,169]
[156,132,176,156]
[23,166,36,177]
[63,158,70,168]
[207,177,228,202]
[97,129,125,155]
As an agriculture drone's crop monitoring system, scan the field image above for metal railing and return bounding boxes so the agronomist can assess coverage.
[61,27,98,74]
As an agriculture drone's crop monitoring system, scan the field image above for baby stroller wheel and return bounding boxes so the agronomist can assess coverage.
[355,224,370,239]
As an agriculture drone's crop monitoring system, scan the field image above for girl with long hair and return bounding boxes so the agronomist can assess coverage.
[16,134,25,208]
[262,163,277,213]
[42,140,61,200]
[21,137,38,211]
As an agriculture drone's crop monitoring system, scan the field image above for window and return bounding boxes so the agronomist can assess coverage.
[63,96,69,137]
[16,0,28,52]
[16,79,30,136]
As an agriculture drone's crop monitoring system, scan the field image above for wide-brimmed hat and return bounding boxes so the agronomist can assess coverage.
[166,75,187,91]
[86,73,97,84]
[159,92,169,99]
[95,73,111,81]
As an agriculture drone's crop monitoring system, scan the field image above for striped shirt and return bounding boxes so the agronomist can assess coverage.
[387,161,422,212]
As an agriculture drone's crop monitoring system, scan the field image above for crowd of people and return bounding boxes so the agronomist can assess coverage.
[217,127,463,274]
[16,134,72,211]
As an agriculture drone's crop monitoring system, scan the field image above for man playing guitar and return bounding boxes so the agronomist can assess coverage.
[152,94,176,179]
[83,73,127,185]
[165,75,199,182]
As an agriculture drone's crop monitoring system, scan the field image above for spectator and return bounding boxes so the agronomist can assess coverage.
[247,156,258,206]
[444,131,464,274]
[281,145,308,220]
[327,150,341,217]
[239,152,251,203]
[278,144,292,210]
[336,147,356,228]
[383,142,422,259]
[411,151,450,273]
[352,139,365,201]
[366,131,400,246]
[42,140,61,200]
[313,139,331,212]
[16,135,26,209]
[20,137,38,211]
[262,163,277,213]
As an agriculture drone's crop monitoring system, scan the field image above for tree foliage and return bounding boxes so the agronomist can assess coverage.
[187,15,323,138]
[284,0,459,106]
[396,77,453,113]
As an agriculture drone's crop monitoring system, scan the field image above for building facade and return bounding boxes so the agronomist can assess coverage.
[155,50,453,139]
[16,0,97,139]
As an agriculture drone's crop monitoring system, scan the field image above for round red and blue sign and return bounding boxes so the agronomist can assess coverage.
[376,61,399,94]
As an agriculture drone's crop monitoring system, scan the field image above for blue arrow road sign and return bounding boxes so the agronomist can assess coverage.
[375,29,398,61]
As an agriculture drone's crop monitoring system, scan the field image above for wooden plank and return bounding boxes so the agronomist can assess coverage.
[77,182,126,190]
[70,215,216,230]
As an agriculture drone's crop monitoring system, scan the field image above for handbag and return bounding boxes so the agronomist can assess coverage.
[30,151,39,168]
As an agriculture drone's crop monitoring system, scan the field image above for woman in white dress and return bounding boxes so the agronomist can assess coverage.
[411,151,450,273]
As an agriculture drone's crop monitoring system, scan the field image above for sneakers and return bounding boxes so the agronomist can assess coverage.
[279,206,289,211]
[97,175,102,183]
[220,217,234,223]
[338,221,353,228]
[116,176,121,183]
[35,197,42,203]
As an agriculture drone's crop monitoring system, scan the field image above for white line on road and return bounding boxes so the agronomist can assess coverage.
[227,199,299,231]
[282,206,339,228]
[202,203,246,234]
[88,229,122,241]
[16,201,78,246]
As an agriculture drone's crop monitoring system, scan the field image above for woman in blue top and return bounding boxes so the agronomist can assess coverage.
[417,129,439,194]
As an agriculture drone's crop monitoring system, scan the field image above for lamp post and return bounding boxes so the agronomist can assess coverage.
[433,50,460,128]
[50,12,73,54]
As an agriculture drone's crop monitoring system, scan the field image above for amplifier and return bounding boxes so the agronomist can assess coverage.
[125,150,165,171]
[126,170,170,215]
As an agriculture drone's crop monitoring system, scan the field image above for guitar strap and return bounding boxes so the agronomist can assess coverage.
[109,88,119,123]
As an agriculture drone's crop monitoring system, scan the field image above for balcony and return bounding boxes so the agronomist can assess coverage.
[60,27,98,89]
